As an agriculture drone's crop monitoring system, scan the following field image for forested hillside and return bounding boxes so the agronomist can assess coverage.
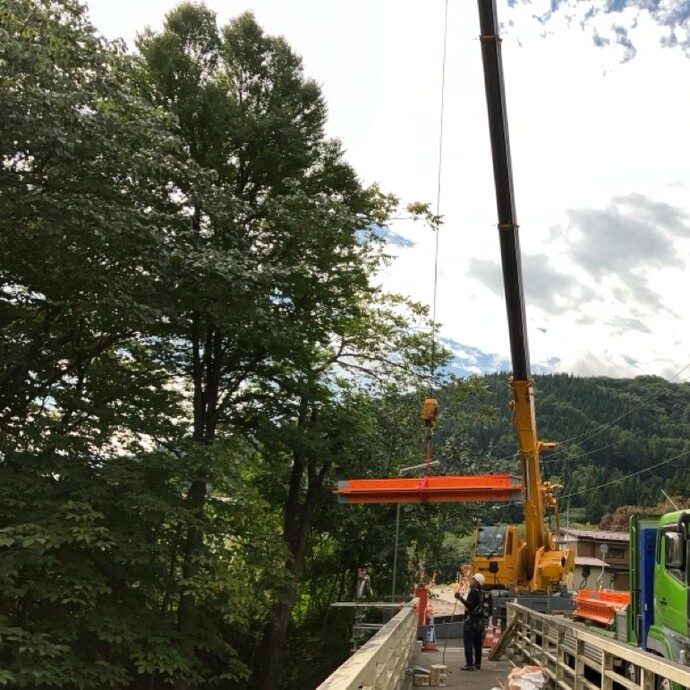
[434,373,690,525]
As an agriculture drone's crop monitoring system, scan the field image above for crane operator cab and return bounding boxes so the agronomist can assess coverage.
[473,524,521,590]
[475,526,506,556]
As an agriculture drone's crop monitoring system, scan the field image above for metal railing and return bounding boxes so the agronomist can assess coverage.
[503,603,690,690]
[315,604,418,690]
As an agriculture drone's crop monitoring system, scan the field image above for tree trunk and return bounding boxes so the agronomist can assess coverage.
[175,270,224,685]
[257,403,330,690]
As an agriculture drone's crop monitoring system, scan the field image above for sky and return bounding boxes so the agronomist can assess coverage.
[84,0,690,380]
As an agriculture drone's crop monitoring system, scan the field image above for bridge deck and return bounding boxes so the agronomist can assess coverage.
[407,643,513,689]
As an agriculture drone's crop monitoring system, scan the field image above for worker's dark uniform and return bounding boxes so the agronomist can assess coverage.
[455,584,486,670]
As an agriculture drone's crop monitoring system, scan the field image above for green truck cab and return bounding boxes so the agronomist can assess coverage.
[629,512,690,685]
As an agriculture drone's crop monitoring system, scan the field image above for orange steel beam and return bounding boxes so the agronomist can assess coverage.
[335,474,522,504]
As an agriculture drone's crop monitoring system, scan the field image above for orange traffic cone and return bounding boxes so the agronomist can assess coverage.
[483,619,502,649]
[494,618,503,648]
[483,622,494,649]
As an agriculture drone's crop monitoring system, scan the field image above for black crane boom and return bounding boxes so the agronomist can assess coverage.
[477,0,530,382]
[472,0,573,590]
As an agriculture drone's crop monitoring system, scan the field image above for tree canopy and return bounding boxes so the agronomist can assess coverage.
[0,1,457,688]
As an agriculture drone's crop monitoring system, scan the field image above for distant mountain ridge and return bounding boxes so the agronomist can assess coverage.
[440,336,556,377]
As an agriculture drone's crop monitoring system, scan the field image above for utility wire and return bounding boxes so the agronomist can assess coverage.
[428,0,449,392]
[551,361,690,449]
[484,361,690,468]
[542,397,690,467]
[561,445,690,500]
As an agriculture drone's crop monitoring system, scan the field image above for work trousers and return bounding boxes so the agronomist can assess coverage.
[463,616,486,667]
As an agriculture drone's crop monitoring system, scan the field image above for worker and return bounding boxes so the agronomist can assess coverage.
[454,572,486,671]
[355,567,373,600]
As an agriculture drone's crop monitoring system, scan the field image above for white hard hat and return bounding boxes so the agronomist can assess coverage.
[472,573,486,586]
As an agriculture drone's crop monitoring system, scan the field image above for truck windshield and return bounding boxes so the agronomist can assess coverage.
[475,526,506,556]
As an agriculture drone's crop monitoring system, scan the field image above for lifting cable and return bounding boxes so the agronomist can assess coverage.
[421,0,449,477]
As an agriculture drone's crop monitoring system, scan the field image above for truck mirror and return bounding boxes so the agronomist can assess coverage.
[665,532,684,570]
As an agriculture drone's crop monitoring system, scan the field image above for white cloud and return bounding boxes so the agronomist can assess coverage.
[85,0,690,380]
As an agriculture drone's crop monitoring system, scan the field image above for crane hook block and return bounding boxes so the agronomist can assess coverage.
[422,398,439,428]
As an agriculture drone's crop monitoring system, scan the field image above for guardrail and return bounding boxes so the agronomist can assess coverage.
[316,603,418,690]
[502,603,690,690]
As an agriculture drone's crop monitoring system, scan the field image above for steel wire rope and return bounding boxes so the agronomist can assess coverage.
[429,0,449,392]
[422,0,449,482]
[428,0,457,668]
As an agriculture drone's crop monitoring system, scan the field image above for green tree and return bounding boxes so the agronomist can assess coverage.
[0,1,288,687]
[135,5,445,688]
[0,0,190,433]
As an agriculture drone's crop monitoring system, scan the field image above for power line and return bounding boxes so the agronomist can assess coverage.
[552,361,690,449]
[543,397,690,467]
[561,445,690,500]
[486,362,690,467]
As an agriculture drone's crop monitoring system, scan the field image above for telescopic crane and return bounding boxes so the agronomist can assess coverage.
[335,0,573,596]
[471,0,573,591]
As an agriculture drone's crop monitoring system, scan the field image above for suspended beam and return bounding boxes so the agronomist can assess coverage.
[335,473,522,504]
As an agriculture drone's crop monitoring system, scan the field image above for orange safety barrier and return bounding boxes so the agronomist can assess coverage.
[415,585,429,625]
[573,589,630,627]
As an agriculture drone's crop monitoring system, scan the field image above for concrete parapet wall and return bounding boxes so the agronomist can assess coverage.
[316,603,418,690]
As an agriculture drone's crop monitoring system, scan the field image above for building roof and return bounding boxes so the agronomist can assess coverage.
[559,528,629,542]
[575,556,608,568]
[574,556,627,571]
